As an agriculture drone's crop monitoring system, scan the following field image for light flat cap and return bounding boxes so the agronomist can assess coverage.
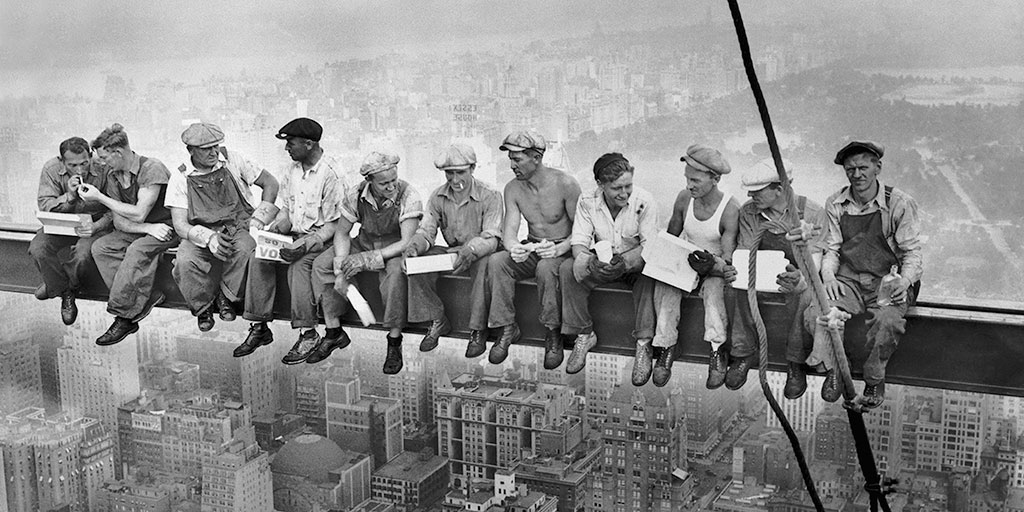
[434,143,477,170]
[499,131,546,153]
[680,144,731,175]
[742,158,795,192]
[181,122,224,148]
[834,140,884,165]
[360,151,400,176]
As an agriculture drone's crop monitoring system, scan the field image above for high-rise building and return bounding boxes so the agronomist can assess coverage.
[294,361,343,436]
[677,362,739,461]
[388,351,432,427]
[0,337,42,415]
[862,384,906,474]
[765,372,824,433]
[326,373,404,468]
[435,373,579,491]
[813,408,856,468]
[371,449,449,510]
[177,330,278,419]
[509,438,602,512]
[200,440,273,512]
[139,360,201,394]
[941,390,986,472]
[584,353,627,426]
[96,480,172,512]
[270,433,373,512]
[733,426,809,491]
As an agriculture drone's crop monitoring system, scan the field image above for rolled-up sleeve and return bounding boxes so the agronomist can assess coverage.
[339,187,361,224]
[570,196,595,249]
[891,194,924,283]
[479,189,504,240]
[399,186,424,222]
[416,195,442,242]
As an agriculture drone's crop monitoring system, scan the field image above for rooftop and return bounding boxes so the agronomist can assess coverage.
[373,450,448,483]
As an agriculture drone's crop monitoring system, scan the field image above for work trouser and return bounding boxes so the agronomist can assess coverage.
[312,238,408,330]
[172,232,256,316]
[29,229,106,297]
[558,258,656,340]
[243,245,330,329]
[407,246,491,331]
[804,274,913,385]
[486,250,566,331]
[92,230,179,319]
[652,276,727,348]
[730,287,814,363]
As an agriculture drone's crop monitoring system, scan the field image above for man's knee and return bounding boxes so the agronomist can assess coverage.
[488,251,514,274]
[535,258,561,283]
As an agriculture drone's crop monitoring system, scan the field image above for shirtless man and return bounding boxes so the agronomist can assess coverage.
[486,131,581,365]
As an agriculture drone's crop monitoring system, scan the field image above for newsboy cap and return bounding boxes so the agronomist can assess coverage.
[741,158,795,192]
[434,143,477,171]
[360,151,400,176]
[181,123,224,149]
[276,117,323,142]
[680,144,731,175]
[834,140,884,165]
[499,131,546,154]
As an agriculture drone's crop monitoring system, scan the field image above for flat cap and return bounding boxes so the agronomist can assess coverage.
[360,151,400,176]
[276,117,323,142]
[434,143,477,170]
[742,158,795,192]
[499,131,546,153]
[680,144,731,175]
[181,122,224,148]
[834,140,884,165]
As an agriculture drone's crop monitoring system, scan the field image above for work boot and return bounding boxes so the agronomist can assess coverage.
[725,356,755,390]
[133,291,166,324]
[383,335,403,375]
[60,290,78,326]
[565,332,597,374]
[820,370,841,403]
[234,323,273,357]
[861,382,886,409]
[96,317,139,346]
[631,339,653,386]
[419,316,451,352]
[489,323,521,364]
[706,349,728,390]
[216,293,236,322]
[543,329,565,370]
[197,309,215,332]
[282,330,321,365]
[652,346,677,387]
[306,327,351,364]
[34,284,48,300]
[784,362,808,400]
[465,329,488,358]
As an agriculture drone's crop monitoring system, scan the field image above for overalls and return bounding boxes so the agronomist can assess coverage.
[172,163,257,315]
[313,181,410,329]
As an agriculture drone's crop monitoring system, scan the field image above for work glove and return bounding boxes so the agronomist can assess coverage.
[688,250,716,276]
[280,236,324,263]
[339,250,385,279]
[776,264,807,294]
[208,232,236,261]
[449,245,477,275]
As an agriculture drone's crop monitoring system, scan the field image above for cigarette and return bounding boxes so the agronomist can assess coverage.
[453,182,465,191]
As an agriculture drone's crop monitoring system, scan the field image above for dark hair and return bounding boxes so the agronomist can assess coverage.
[92,123,130,150]
[593,152,634,183]
[58,137,91,158]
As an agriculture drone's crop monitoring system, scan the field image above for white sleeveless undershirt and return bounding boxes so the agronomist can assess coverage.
[683,192,731,256]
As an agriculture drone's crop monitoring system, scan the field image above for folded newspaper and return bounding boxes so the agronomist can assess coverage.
[251,228,296,263]
[641,231,701,292]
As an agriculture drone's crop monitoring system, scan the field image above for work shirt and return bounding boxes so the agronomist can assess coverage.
[339,179,423,226]
[570,186,659,256]
[37,156,109,220]
[736,189,826,253]
[277,153,347,236]
[105,152,172,225]
[417,178,502,248]
[164,149,264,210]
[821,180,923,284]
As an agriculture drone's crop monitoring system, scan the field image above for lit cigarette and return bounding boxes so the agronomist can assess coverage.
[453,182,465,191]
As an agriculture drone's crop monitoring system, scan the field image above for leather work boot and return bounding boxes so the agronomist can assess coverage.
[234,323,273,357]
[725,356,755,390]
[652,346,677,387]
[216,293,236,321]
[784,362,808,400]
[60,290,78,326]
[306,327,351,364]
[489,323,521,364]
[543,329,565,370]
[383,336,404,375]
[631,340,653,386]
[465,329,488,358]
[706,349,728,390]
[96,317,139,346]
[861,381,886,409]
[197,309,215,332]
[282,330,321,365]
[565,332,597,374]
[820,370,841,403]
[419,316,451,352]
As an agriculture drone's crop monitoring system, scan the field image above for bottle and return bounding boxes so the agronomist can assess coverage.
[876,265,901,306]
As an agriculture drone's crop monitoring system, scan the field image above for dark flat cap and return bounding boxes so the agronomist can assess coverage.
[834,141,884,165]
[276,118,323,142]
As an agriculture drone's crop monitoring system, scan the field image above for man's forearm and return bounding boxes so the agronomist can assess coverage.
[113,215,151,235]
[100,195,146,222]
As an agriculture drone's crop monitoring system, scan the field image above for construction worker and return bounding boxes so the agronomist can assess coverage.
[79,124,179,345]
[486,131,581,366]
[403,143,503,357]
[30,136,111,325]
[559,153,659,380]
[725,159,826,398]
[651,144,740,387]
[166,122,279,345]
[242,118,349,365]
[312,151,423,374]
[805,141,923,408]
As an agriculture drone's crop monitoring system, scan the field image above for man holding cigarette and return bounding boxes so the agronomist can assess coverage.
[403,143,503,357]
[486,131,581,365]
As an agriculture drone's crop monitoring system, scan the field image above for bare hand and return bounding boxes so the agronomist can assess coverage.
[785,221,822,243]
[534,239,558,259]
[74,219,95,238]
[403,244,420,258]
[510,243,531,263]
[823,276,845,302]
[333,276,349,294]
[67,175,83,195]
[147,223,175,243]
[333,256,347,275]
[889,277,912,305]
[449,245,475,274]
[249,218,265,231]
[78,183,102,202]
[722,264,737,284]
